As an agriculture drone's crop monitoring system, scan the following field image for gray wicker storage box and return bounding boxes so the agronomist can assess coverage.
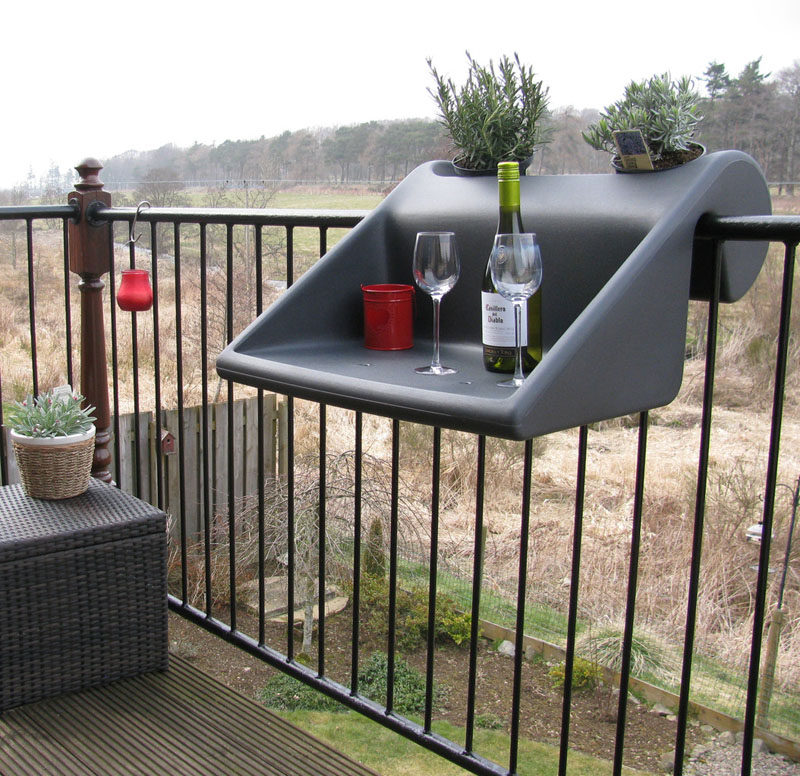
[0,480,168,710]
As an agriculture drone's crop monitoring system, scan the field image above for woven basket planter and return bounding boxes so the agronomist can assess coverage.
[10,426,95,500]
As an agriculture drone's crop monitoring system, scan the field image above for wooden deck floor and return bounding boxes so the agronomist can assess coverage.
[0,655,381,776]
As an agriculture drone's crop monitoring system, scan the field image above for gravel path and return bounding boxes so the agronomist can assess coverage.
[684,731,800,776]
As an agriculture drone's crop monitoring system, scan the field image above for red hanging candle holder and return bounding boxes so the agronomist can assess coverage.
[117,201,153,312]
[117,269,153,311]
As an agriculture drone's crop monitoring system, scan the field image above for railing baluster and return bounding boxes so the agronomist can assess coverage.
[129,232,143,499]
[0,371,5,485]
[350,410,364,694]
[286,393,296,663]
[319,225,328,259]
[386,418,401,712]
[284,220,296,653]
[318,403,327,676]
[509,438,534,774]
[25,218,37,395]
[424,426,442,733]
[226,223,237,631]
[613,410,649,776]
[174,222,188,604]
[0,367,5,484]
[256,225,266,647]
[61,220,74,387]
[465,434,487,754]
[559,425,589,776]
[742,238,797,776]
[150,221,164,511]
[108,233,121,486]
[286,225,294,288]
[674,238,723,774]
[200,222,213,616]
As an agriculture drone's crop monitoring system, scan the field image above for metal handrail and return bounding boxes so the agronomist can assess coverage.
[697,213,800,242]
[89,204,369,228]
[0,204,79,220]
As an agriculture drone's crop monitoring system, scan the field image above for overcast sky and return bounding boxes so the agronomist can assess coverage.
[3,0,798,189]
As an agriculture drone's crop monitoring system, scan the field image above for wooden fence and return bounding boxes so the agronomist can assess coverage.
[4,395,287,539]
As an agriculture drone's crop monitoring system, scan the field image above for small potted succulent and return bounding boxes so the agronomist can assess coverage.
[582,73,704,172]
[5,386,96,499]
[427,51,552,174]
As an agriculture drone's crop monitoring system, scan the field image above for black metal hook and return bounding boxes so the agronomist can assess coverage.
[127,201,151,246]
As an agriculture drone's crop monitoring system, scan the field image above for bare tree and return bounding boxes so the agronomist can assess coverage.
[0,186,29,269]
[134,167,187,207]
[539,107,608,174]
[40,165,67,205]
[254,451,429,652]
[776,61,800,193]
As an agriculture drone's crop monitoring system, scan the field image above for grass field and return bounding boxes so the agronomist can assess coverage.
[270,190,385,210]
[279,710,655,776]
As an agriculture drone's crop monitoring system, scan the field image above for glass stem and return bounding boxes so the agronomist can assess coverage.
[431,296,442,369]
[513,300,525,383]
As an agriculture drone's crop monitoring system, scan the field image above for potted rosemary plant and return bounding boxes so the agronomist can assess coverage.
[427,52,552,174]
[5,386,96,499]
[582,73,704,172]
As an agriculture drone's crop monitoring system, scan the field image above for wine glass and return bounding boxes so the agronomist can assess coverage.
[489,233,542,388]
[413,231,461,375]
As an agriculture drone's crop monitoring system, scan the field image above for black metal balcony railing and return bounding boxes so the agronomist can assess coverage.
[0,186,798,776]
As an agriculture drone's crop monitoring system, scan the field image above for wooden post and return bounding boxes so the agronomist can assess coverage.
[68,158,113,483]
[756,607,785,730]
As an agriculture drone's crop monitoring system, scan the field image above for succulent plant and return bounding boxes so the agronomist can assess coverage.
[582,73,703,162]
[428,52,551,171]
[6,388,96,438]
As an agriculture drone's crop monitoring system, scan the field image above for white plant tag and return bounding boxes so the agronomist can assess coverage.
[52,384,73,403]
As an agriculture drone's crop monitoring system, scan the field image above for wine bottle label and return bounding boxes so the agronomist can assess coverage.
[481,291,527,347]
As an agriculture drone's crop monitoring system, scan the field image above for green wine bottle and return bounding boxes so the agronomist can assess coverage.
[481,161,542,373]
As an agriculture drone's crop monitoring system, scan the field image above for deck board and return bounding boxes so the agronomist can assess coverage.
[0,655,381,776]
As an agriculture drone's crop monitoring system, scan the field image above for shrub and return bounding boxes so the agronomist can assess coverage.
[548,657,603,691]
[356,575,472,651]
[578,627,676,682]
[436,603,472,646]
[259,651,443,716]
[358,651,444,715]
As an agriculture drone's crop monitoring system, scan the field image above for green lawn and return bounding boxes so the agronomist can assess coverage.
[397,558,578,645]
[270,190,384,210]
[270,190,382,278]
[170,188,384,212]
[279,710,655,776]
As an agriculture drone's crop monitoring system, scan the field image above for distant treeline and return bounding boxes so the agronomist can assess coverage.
[98,107,613,201]
[102,119,452,191]
[697,58,800,187]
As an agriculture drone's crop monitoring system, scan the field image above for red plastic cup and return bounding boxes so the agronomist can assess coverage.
[362,284,415,350]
